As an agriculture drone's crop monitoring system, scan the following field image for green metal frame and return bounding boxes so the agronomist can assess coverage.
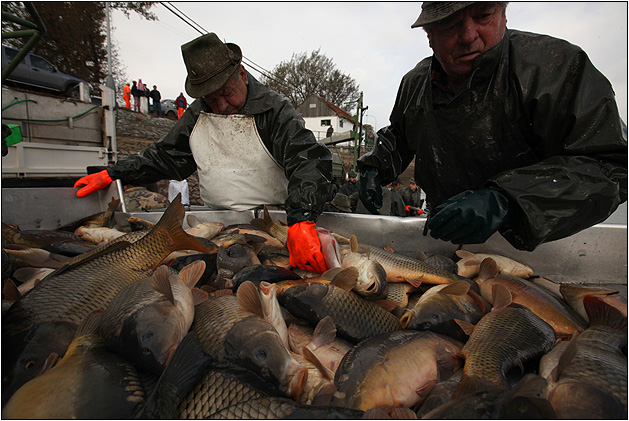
[1,2,47,83]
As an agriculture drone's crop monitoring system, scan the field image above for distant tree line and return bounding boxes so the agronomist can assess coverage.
[1,2,156,90]
[261,48,361,114]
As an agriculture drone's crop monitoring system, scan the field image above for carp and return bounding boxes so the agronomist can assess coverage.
[98,262,208,374]
[455,249,534,278]
[329,330,463,411]
[2,195,211,404]
[339,235,387,299]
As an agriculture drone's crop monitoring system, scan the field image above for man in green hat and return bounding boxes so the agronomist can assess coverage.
[74,33,333,273]
[358,2,626,250]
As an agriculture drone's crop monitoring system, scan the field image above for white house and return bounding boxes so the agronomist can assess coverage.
[295,94,355,141]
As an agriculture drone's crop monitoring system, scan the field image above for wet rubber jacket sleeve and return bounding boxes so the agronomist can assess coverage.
[107,72,332,222]
[359,29,627,251]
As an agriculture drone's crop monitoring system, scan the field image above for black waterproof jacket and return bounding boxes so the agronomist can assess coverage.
[359,29,627,251]
[107,72,332,224]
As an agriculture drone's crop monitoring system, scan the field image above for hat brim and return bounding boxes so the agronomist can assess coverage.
[184,43,242,98]
[411,2,475,28]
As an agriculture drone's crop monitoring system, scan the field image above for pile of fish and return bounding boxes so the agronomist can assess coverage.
[1,198,627,419]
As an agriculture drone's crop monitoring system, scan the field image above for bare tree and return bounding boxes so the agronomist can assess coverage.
[261,49,360,112]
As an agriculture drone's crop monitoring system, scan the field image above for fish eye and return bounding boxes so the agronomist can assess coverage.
[254,348,267,362]
[141,332,154,344]
[23,360,36,369]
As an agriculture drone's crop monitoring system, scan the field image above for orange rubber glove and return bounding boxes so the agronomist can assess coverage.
[73,170,113,197]
[287,221,328,273]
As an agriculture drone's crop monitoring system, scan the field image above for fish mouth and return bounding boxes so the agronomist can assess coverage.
[286,367,309,401]
[399,309,415,329]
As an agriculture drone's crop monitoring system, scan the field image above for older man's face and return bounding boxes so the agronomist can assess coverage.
[427,2,506,91]
[203,65,248,115]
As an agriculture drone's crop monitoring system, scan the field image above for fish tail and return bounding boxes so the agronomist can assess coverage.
[452,373,502,398]
[155,195,213,255]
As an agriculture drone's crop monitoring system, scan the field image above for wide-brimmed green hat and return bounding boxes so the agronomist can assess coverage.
[181,33,242,98]
[411,2,476,28]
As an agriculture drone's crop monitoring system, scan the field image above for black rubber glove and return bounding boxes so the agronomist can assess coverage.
[358,167,383,215]
[426,188,513,244]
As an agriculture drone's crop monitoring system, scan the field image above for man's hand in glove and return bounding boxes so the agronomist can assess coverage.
[358,167,383,215]
[287,221,328,273]
[74,170,113,197]
[426,188,513,244]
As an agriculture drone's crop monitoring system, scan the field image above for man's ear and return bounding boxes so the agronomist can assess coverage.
[240,65,248,85]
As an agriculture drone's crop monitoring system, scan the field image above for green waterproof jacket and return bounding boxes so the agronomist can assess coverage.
[107,71,332,225]
[359,29,627,251]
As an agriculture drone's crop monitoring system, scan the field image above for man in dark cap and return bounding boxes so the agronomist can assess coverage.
[358,2,626,250]
[339,170,358,197]
[73,33,333,273]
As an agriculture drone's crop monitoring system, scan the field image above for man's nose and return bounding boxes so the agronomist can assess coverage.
[459,17,479,44]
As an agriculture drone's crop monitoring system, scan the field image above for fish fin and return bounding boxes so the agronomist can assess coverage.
[52,240,132,276]
[454,319,475,337]
[362,408,392,419]
[151,265,175,304]
[310,316,337,349]
[477,257,499,281]
[455,250,475,259]
[331,232,350,244]
[179,260,207,289]
[468,290,489,313]
[302,346,334,380]
[439,280,470,296]
[249,217,269,233]
[555,335,579,382]
[191,288,209,306]
[403,276,423,288]
[263,204,274,226]
[75,309,104,338]
[154,194,212,255]
[415,250,427,261]
[384,245,395,253]
[374,299,398,311]
[186,214,201,228]
[321,267,344,281]
[2,278,21,302]
[491,284,512,309]
[210,288,234,297]
[452,374,498,399]
[39,352,60,375]
[560,284,619,302]
[330,267,358,291]
[583,294,627,331]
[416,378,438,402]
[137,331,212,419]
[436,342,463,380]
[237,281,264,316]
[349,235,359,253]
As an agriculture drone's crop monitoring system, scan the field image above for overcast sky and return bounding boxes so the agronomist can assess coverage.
[111,1,628,130]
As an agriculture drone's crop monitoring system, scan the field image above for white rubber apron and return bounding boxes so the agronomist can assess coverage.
[189,112,288,210]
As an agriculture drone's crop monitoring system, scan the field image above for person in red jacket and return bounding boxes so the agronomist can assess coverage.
[175,92,187,119]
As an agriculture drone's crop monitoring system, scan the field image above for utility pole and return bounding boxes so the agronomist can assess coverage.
[105,3,115,91]
[352,92,368,171]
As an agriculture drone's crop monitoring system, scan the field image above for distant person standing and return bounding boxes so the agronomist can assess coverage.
[150,85,162,116]
[326,125,334,138]
[175,92,188,119]
[339,170,358,197]
[399,177,424,216]
[122,83,131,109]
[131,80,141,112]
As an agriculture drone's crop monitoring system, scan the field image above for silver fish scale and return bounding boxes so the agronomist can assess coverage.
[365,245,459,283]
[189,295,255,361]
[557,329,627,408]
[4,235,172,336]
[177,368,266,419]
[317,284,402,342]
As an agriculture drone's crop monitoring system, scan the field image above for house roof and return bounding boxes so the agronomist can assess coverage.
[310,94,355,121]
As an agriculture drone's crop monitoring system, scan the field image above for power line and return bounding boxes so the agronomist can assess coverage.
[157,1,298,92]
